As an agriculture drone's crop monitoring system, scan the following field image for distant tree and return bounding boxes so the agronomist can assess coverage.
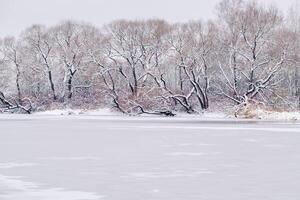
[0,0,299,114]
[216,0,287,107]
[52,21,88,100]
[23,25,57,101]
[0,37,24,103]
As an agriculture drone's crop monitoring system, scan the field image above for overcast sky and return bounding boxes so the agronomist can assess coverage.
[0,0,295,37]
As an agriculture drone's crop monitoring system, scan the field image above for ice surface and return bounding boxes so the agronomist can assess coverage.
[0,116,300,200]
[0,175,102,200]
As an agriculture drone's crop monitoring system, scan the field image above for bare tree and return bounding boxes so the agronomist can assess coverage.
[286,1,300,108]
[52,21,87,100]
[216,0,286,107]
[0,37,24,103]
[23,25,58,100]
[0,0,299,115]
[0,38,32,113]
[98,20,174,115]
[166,21,217,111]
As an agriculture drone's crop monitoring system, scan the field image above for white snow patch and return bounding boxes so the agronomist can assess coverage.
[34,108,119,116]
[166,152,221,156]
[0,175,103,200]
[40,156,101,161]
[175,111,231,119]
[256,110,300,121]
[126,170,214,179]
[0,163,38,169]
[166,152,206,156]
[242,139,260,143]
[103,125,300,132]
[34,109,230,119]
[178,143,218,147]
[2,108,300,123]
[152,189,160,193]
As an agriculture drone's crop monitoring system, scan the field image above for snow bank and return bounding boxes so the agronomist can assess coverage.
[175,111,231,119]
[34,109,231,120]
[233,106,300,121]
[34,108,120,116]
[255,110,300,121]
[2,107,300,122]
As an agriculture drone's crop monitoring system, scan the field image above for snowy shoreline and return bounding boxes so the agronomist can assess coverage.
[1,108,300,122]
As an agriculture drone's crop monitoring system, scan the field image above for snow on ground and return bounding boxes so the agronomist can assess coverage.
[34,108,119,116]
[32,108,300,121]
[34,108,229,119]
[254,109,300,121]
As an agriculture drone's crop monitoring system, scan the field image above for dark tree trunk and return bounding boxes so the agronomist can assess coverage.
[16,64,22,103]
[48,70,57,100]
[67,75,73,99]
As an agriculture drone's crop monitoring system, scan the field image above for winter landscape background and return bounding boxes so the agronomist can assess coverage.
[1,0,300,200]
[0,0,300,118]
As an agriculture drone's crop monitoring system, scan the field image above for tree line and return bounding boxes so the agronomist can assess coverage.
[0,0,300,115]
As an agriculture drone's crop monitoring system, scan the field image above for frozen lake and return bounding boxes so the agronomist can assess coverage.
[0,116,300,200]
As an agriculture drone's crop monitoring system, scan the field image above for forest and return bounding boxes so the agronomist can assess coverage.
[0,0,300,116]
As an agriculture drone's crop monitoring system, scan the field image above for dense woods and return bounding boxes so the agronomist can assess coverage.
[0,0,300,115]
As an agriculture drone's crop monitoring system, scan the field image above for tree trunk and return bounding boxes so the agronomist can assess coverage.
[132,67,138,96]
[67,75,73,99]
[16,64,22,103]
[48,70,57,100]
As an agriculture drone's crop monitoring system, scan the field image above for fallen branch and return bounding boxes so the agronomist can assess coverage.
[0,92,32,114]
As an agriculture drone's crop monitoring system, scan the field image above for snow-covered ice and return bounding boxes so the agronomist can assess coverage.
[0,116,300,200]
[0,174,102,200]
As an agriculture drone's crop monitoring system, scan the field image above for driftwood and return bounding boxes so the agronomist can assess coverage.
[134,105,175,117]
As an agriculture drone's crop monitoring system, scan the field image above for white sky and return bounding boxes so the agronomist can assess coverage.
[0,0,295,37]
